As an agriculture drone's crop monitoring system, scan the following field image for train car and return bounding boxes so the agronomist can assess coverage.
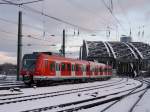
[20,52,112,85]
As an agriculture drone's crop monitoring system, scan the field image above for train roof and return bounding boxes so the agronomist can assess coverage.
[41,53,89,64]
[24,52,107,66]
[40,53,107,65]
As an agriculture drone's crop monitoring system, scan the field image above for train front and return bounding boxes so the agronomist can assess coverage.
[20,53,38,84]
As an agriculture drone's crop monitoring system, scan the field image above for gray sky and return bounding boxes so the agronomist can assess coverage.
[0,0,150,64]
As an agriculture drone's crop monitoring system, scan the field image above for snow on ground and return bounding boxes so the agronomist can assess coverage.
[99,84,147,112]
[133,87,150,112]
[0,78,121,97]
[0,75,16,81]
[0,78,141,112]
[79,79,150,112]
[78,102,116,112]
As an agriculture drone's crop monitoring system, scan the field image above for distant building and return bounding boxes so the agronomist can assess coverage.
[0,63,16,75]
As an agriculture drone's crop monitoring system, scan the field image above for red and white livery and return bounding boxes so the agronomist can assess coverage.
[20,52,112,84]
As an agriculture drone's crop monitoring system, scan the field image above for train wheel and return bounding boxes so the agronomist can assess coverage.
[23,75,34,86]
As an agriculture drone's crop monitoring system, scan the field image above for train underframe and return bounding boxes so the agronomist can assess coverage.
[22,74,111,86]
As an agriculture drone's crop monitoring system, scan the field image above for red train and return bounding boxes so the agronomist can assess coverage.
[20,52,112,84]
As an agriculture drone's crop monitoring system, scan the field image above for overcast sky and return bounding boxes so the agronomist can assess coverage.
[0,0,150,64]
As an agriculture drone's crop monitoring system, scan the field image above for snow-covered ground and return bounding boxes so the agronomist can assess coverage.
[0,75,16,81]
[132,78,150,112]
[0,78,149,112]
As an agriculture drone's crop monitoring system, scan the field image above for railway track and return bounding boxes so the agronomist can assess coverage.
[128,78,150,112]
[22,85,142,112]
[0,81,26,90]
[99,78,150,112]
[6,78,139,112]
[0,78,125,105]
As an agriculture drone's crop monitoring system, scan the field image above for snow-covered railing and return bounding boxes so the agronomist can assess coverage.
[105,42,117,58]
[129,43,144,59]
[103,42,111,57]
[123,43,138,59]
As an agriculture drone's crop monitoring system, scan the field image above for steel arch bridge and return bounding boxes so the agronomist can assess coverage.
[80,40,150,77]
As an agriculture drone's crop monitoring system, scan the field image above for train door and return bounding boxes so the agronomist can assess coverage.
[103,66,107,76]
[90,65,93,77]
[108,66,112,76]
[66,63,71,76]
[95,66,98,76]
[86,65,90,77]
[110,67,112,76]
[79,64,83,76]
[61,62,71,77]
[75,64,82,76]
[44,60,49,76]
[61,62,66,76]
[99,66,103,75]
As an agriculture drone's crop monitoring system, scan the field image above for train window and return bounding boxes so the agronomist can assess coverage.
[91,67,94,72]
[82,66,84,71]
[56,63,59,71]
[23,59,36,70]
[67,64,71,71]
[72,65,74,71]
[85,66,86,71]
[61,63,65,71]
[50,62,55,71]
[82,65,86,71]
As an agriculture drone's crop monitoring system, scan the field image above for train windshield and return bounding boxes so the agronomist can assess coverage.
[23,59,36,70]
[22,53,38,70]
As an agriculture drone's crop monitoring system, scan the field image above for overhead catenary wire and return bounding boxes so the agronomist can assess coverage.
[23,43,56,47]
[23,34,56,43]
[66,0,111,26]
[1,0,112,33]
[41,0,46,38]
[1,0,44,5]
[0,16,93,39]
[0,17,58,37]
[117,0,132,35]
[66,0,118,36]
[117,0,131,28]
[22,5,103,32]
[0,28,17,36]
[0,26,58,43]
[1,0,119,43]
[101,0,128,34]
